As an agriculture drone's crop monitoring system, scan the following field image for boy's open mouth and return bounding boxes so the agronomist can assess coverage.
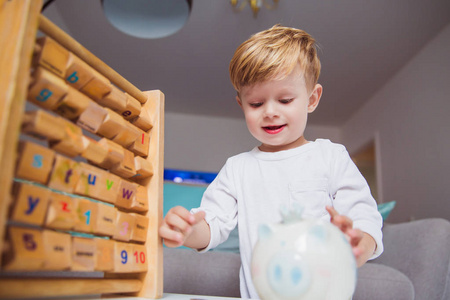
[262,124,286,134]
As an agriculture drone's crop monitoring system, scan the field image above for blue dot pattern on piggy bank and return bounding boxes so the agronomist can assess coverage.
[251,207,357,300]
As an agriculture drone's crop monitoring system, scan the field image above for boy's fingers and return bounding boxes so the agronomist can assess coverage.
[326,206,338,219]
[172,206,196,224]
[159,226,183,247]
[165,213,192,235]
[192,210,206,224]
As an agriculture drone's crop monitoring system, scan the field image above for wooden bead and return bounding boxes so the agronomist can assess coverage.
[28,67,68,110]
[80,70,112,101]
[47,154,81,193]
[111,241,133,273]
[128,129,150,157]
[10,182,52,226]
[110,148,136,178]
[21,110,66,141]
[74,162,105,200]
[93,203,116,236]
[132,185,149,213]
[80,136,109,165]
[115,180,138,210]
[54,85,92,120]
[76,101,108,134]
[64,53,95,90]
[15,141,55,185]
[133,156,153,179]
[94,238,114,271]
[49,119,84,157]
[73,198,98,234]
[71,236,96,271]
[44,193,77,230]
[42,230,72,271]
[121,93,141,121]
[96,85,127,113]
[130,213,149,243]
[130,108,153,131]
[97,138,124,169]
[97,108,126,139]
[112,122,140,148]
[113,211,136,242]
[98,172,122,204]
[33,36,69,78]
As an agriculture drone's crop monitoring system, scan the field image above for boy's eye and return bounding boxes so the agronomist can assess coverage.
[249,102,263,108]
[279,98,293,104]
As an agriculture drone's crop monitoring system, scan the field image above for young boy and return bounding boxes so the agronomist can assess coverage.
[159,25,383,298]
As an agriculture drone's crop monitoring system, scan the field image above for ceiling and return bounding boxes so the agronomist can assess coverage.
[43,0,450,126]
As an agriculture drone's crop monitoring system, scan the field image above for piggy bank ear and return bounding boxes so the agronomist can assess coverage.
[258,224,274,240]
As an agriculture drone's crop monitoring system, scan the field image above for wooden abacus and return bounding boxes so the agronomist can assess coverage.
[0,1,164,298]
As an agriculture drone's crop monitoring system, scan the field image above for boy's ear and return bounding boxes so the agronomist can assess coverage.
[308,84,323,113]
[236,95,243,109]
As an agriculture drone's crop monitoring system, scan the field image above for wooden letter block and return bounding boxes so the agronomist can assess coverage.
[47,154,81,193]
[115,180,137,210]
[130,213,149,243]
[45,193,77,230]
[42,230,72,270]
[128,129,150,157]
[97,108,126,139]
[131,244,148,272]
[33,36,69,78]
[97,138,124,169]
[130,108,153,131]
[96,85,127,113]
[80,70,112,101]
[71,237,96,271]
[121,93,141,121]
[49,119,84,157]
[133,156,153,179]
[74,162,105,200]
[65,53,95,90]
[110,148,136,178]
[80,136,109,165]
[74,198,98,234]
[113,211,136,242]
[93,203,116,236]
[28,67,68,110]
[11,182,52,226]
[111,241,133,273]
[22,110,66,141]
[54,85,92,120]
[94,238,114,271]
[2,226,45,271]
[76,101,108,134]
[15,141,55,184]
[98,172,122,204]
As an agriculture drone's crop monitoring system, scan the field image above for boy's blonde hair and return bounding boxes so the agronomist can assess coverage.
[229,25,321,93]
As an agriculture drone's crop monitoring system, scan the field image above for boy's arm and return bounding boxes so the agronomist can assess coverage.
[159,206,211,250]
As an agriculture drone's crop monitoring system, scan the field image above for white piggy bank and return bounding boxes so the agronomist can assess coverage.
[251,208,357,300]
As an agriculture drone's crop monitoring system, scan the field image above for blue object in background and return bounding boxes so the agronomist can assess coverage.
[164,168,217,185]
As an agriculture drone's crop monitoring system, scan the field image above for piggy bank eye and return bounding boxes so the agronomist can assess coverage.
[267,252,311,297]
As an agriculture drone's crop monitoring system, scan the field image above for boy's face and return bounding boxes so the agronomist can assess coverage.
[237,65,322,152]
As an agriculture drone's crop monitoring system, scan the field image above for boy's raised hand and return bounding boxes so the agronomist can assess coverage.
[326,206,376,267]
[159,206,206,248]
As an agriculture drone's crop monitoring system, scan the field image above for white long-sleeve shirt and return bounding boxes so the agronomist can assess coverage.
[192,139,383,299]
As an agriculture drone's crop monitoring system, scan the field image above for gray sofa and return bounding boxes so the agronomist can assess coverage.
[164,218,450,300]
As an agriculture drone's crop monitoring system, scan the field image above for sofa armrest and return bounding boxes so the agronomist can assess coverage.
[372,218,450,300]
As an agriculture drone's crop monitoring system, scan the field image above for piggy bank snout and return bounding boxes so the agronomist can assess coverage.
[267,251,311,298]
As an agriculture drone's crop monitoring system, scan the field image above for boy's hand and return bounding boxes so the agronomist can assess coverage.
[159,206,206,248]
[326,206,376,267]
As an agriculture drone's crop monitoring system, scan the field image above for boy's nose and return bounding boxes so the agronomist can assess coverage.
[263,102,279,118]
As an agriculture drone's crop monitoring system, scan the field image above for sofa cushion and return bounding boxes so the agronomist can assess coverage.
[164,248,241,297]
[354,263,414,300]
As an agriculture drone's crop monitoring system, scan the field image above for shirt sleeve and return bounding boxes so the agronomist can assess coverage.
[191,158,238,252]
[329,146,384,259]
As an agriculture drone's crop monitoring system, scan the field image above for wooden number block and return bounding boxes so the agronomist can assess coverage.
[80,70,112,101]
[93,203,116,236]
[128,129,150,157]
[2,226,45,271]
[76,101,108,134]
[74,198,98,234]
[115,180,138,210]
[28,67,68,110]
[54,85,92,120]
[22,110,66,141]
[80,136,109,165]
[97,138,124,169]
[111,241,133,273]
[96,85,127,113]
[94,238,114,271]
[131,244,148,272]
[65,53,95,90]
[130,108,153,131]
[121,93,141,121]
[97,108,126,139]
[33,36,69,78]
[71,237,96,271]
[49,119,84,157]
[98,172,122,204]
[110,148,136,178]
[11,182,52,226]
[15,141,55,184]
[42,230,72,270]
[48,154,81,193]
[133,156,153,179]
[132,185,149,212]
[130,213,149,243]
[113,211,136,242]
[45,193,77,230]
[74,162,105,200]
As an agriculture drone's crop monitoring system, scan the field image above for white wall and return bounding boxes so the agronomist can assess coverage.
[341,24,450,223]
[165,112,341,173]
